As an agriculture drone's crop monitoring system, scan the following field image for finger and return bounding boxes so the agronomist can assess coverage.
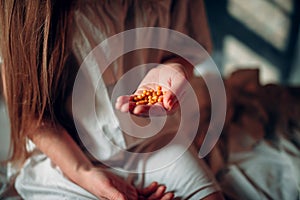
[138,182,159,196]
[119,102,136,113]
[115,95,135,112]
[164,101,179,115]
[132,104,166,116]
[147,185,166,200]
[163,91,178,111]
[115,95,131,110]
[163,70,188,110]
[161,192,174,200]
[132,104,150,116]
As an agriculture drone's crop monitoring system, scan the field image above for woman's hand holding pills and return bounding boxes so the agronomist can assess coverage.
[115,63,188,116]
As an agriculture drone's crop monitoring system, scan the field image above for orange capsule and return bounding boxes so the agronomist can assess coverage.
[132,86,166,106]
[137,100,146,105]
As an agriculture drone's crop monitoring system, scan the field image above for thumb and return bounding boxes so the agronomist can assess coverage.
[163,72,188,111]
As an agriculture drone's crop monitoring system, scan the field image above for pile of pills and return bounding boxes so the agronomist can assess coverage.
[132,85,166,105]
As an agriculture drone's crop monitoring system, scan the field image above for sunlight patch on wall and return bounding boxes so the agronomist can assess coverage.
[228,0,291,51]
[272,0,293,13]
[223,35,280,84]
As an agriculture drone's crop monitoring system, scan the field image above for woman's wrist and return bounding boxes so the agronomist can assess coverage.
[72,165,105,198]
[162,57,194,79]
[70,159,95,186]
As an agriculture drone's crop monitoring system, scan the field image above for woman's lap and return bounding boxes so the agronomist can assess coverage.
[15,142,219,199]
[131,143,220,199]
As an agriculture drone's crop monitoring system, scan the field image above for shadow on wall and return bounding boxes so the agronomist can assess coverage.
[204,0,300,84]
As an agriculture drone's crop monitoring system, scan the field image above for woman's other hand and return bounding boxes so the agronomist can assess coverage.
[77,167,137,200]
[77,167,174,200]
[138,182,174,200]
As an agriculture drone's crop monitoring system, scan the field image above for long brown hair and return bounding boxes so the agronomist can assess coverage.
[0,0,74,165]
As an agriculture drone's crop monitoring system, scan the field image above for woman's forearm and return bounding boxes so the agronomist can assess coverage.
[28,122,93,184]
[28,122,141,199]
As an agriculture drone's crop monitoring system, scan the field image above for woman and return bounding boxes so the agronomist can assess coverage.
[0,0,224,199]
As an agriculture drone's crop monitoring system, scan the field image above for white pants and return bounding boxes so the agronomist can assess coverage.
[15,143,219,200]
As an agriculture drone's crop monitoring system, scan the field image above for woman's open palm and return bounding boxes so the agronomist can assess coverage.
[115,63,187,116]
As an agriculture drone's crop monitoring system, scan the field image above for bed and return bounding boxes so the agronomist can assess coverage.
[1,68,299,200]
